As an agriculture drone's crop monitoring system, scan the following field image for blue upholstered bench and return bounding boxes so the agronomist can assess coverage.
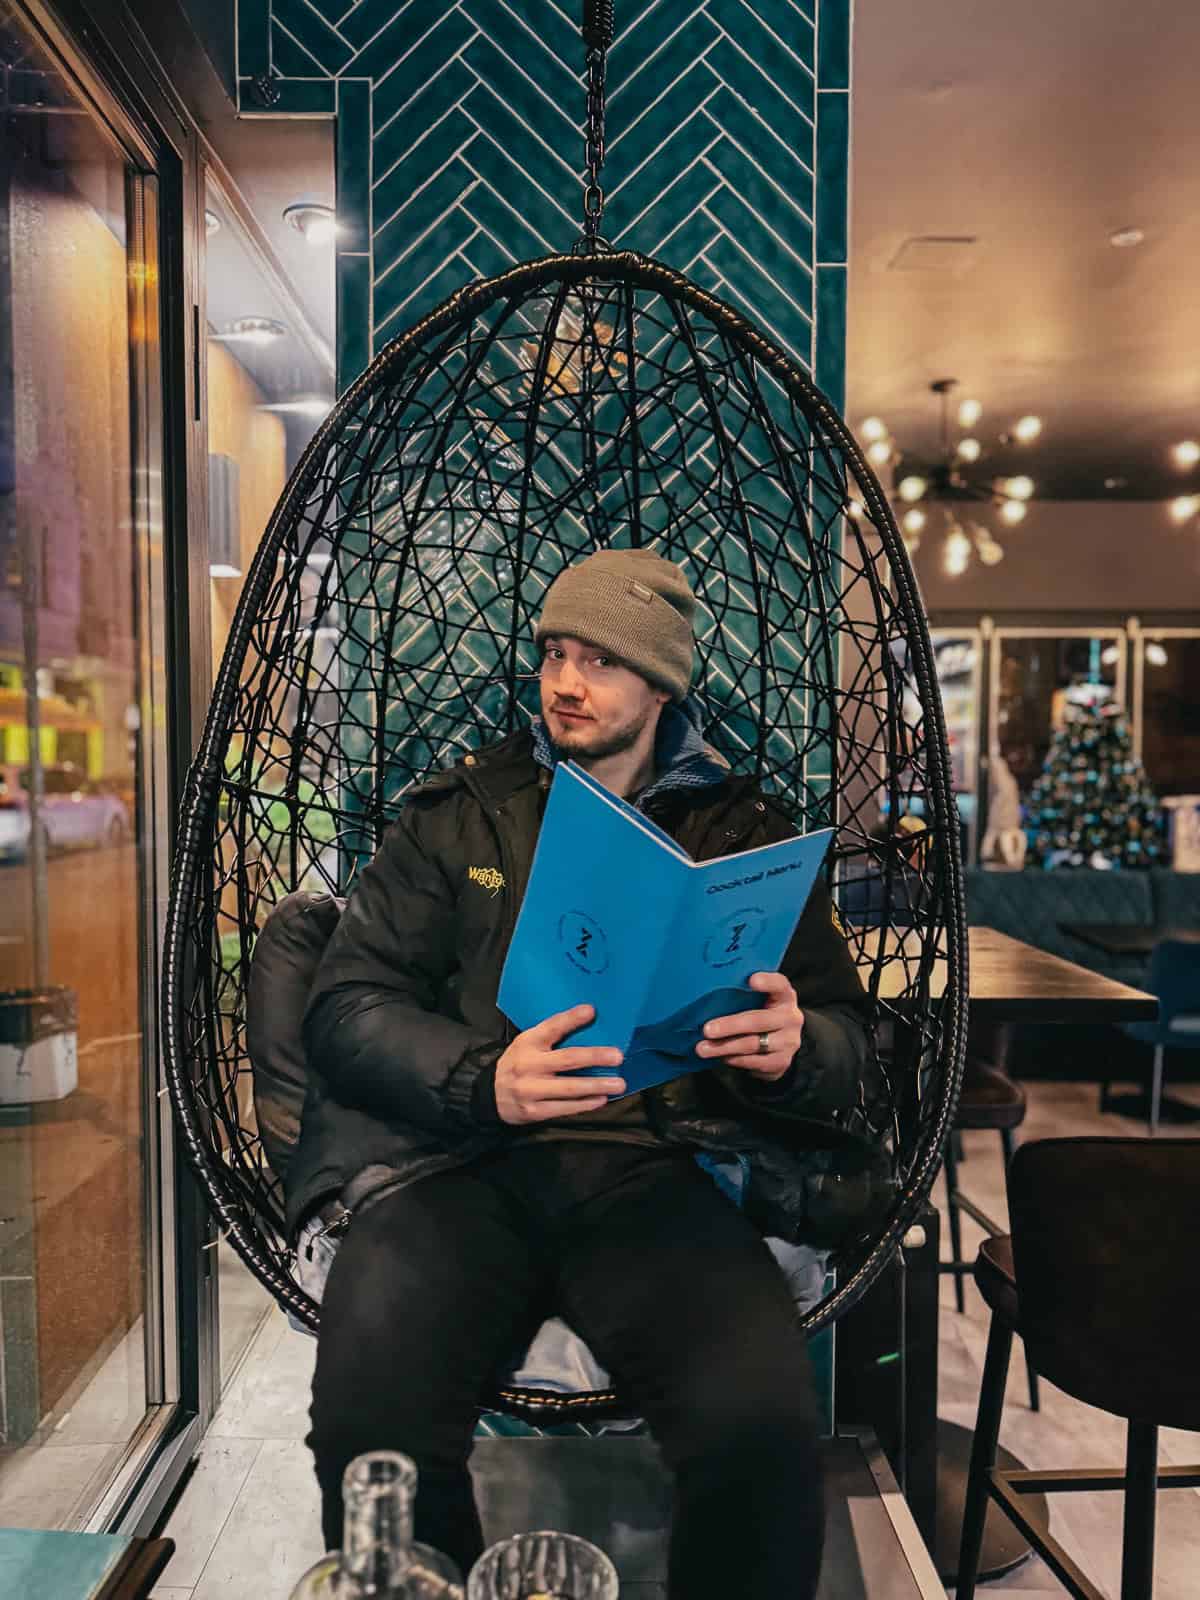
[964,868,1157,987]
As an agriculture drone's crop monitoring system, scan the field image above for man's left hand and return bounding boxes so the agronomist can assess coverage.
[694,971,804,1082]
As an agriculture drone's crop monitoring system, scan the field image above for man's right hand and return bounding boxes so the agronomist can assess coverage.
[494,1004,625,1126]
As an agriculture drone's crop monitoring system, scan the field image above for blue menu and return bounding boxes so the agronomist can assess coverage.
[497,761,834,1095]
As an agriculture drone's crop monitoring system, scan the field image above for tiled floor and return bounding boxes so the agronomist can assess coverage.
[152,1079,1200,1599]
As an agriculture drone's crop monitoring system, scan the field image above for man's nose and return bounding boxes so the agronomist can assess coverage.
[558,659,585,697]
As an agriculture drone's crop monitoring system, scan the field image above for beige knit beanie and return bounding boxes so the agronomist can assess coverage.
[535,548,697,702]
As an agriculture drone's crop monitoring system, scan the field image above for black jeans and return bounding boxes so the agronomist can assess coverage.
[308,1142,824,1598]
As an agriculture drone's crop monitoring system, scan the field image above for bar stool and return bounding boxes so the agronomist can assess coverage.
[941,1019,1039,1410]
[957,1138,1200,1600]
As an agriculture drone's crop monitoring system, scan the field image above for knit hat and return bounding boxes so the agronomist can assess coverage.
[535,548,697,702]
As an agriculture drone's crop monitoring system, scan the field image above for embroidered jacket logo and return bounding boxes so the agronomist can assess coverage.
[467,865,506,896]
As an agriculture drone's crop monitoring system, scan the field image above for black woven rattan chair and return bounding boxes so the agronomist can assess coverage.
[161,5,967,1427]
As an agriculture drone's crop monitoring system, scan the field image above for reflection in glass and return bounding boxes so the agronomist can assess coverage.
[0,7,157,1527]
[1139,635,1200,801]
[993,634,1122,820]
[888,634,979,861]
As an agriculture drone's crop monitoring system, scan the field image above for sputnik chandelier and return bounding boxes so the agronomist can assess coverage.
[854,379,1044,576]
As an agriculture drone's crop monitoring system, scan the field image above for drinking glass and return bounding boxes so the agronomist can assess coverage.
[466,1531,618,1600]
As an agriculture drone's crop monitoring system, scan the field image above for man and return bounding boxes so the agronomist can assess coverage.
[295,548,874,1597]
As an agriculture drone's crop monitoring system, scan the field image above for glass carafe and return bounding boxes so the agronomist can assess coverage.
[289,1451,463,1598]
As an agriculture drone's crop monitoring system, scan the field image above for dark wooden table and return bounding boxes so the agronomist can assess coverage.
[865,924,1159,1021]
[858,925,1158,1580]
[1058,922,1200,957]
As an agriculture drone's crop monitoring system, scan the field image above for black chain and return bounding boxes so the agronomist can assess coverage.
[580,0,614,249]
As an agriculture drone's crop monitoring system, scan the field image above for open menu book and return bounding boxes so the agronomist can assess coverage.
[497,760,833,1097]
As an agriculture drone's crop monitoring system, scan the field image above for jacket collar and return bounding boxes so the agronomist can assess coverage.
[422,701,743,811]
[528,696,730,803]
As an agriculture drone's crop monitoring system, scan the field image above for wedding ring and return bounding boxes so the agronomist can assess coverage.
[757,1031,771,1056]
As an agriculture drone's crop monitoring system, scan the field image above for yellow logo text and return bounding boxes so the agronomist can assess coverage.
[467,865,506,897]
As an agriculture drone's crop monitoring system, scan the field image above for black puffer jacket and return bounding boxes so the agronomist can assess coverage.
[291,730,888,1246]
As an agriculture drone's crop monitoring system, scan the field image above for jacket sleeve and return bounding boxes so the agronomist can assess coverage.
[301,797,504,1134]
[719,844,873,1120]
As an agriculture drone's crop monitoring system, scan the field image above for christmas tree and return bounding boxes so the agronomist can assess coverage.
[1025,699,1167,870]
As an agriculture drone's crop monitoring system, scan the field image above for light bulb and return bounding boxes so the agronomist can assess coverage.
[861,417,888,444]
[956,438,982,463]
[1145,642,1168,668]
[1101,644,1121,667]
[1013,415,1043,444]
[902,508,927,535]
[898,474,928,503]
[846,499,865,520]
[1169,495,1200,524]
[957,398,983,429]
[1000,499,1028,526]
[1171,440,1200,470]
[977,538,1005,566]
[867,439,893,467]
[1003,475,1035,500]
[943,527,971,576]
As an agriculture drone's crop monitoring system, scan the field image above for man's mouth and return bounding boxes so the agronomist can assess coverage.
[553,706,591,723]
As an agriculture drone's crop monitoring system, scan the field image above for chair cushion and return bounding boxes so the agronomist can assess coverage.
[974,1234,1019,1328]
[955,1061,1027,1131]
[246,891,344,1178]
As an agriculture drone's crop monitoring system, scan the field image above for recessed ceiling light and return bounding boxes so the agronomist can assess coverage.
[1109,227,1145,249]
[258,398,334,419]
[283,202,339,245]
[204,209,221,235]
[1104,477,1128,491]
[1171,440,1200,470]
[215,317,288,347]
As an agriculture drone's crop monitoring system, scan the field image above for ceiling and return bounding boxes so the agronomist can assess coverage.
[846,0,1200,500]
[177,1,1200,501]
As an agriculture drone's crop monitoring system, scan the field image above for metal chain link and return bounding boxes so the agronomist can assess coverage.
[579,0,614,249]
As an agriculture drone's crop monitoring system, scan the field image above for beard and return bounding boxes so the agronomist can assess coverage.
[548,702,654,762]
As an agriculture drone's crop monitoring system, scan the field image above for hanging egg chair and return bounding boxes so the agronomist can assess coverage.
[163,0,965,1423]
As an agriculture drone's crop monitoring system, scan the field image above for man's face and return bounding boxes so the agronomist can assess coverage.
[538,634,668,760]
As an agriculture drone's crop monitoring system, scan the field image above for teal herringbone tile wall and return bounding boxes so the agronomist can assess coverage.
[236,0,850,403]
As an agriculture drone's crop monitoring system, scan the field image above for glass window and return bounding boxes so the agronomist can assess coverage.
[1139,633,1200,800]
[990,632,1124,822]
[204,175,335,1388]
[0,6,167,1527]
